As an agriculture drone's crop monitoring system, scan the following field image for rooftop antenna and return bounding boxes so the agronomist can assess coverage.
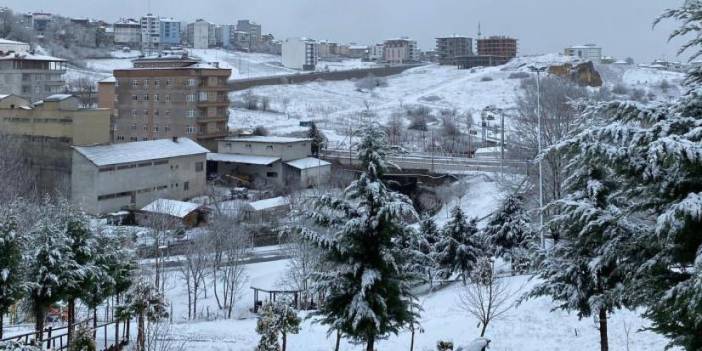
[477,22,482,39]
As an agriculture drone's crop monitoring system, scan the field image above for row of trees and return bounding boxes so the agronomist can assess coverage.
[527,3,702,351]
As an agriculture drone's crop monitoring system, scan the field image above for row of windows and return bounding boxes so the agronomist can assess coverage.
[3,117,72,124]
[129,78,198,88]
[98,159,170,173]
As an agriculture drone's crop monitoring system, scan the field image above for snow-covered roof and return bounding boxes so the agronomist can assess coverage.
[0,53,66,62]
[285,157,331,170]
[246,197,290,211]
[475,146,503,154]
[74,138,208,166]
[0,38,28,45]
[207,153,280,165]
[141,199,201,218]
[99,76,116,83]
[224,136,311,144]
[44,94,74,101]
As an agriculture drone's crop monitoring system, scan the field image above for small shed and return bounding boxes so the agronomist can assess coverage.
[284,157,331,188]
[138,199,204,227]
[242,196,290,222]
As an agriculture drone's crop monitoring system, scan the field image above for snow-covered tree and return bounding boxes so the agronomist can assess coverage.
[483,194,534,273]
[300,122,420,351]
[528,162,629,351]
[256,303,280,351]
[434,206,483,284]
[0,209,24,339]
[121,279,168,351]
[26,216,80,334]
[67,326,96,351]
[307,123,327,157]
[0,341,41,351]
[271,301,301,351]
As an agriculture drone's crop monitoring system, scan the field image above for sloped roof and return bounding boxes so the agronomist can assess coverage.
[207,153,280,165]
[246,196,289,211]
[224,136,311,144]
[44,94,74,101]
[0,38,28,45]
[141,199,201,218]
[0,53,66,62]
[285,157,330,170]
[73,138,208,166]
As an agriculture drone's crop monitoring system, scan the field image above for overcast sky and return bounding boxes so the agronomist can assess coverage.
[4,0,690,62]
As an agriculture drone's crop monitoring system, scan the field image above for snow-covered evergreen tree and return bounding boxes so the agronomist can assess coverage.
[256,303,281,351]
[121,279,168,351]
[483,194,534,273]
[0,208,24,339]
[528,163,629,351]
[26,215,80,333]
[271,301,301,351]
[307,123,327,157]
[67,326,96,351]
[300,122,420,351]
[434,206,483,284]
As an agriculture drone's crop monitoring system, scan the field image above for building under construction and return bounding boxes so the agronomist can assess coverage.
[435,35,473,65]
[477,36,518,58]
[455,35,518,69]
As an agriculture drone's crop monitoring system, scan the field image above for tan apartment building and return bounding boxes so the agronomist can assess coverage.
[0,94,110,193]
[383,38,419,64]
[107,56,232,150]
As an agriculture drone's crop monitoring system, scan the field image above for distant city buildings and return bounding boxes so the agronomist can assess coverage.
[187,19,215,49]
[140,13,160,53]
[282,37,319,70]
[477,36,518,58]
[159,17,181,48]
[114,18,141,48]
[564,44,602,63]
[236,20,262,49]
[436,35,473,65]
[106,55,231,150]
[0,38,30,54]
[383,38,418,64]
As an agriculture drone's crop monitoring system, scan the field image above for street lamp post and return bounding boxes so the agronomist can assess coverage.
[529,65,547,249]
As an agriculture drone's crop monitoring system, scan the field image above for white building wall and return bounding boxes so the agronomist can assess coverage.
[0,40,29,54]
[282,38,318,70]
[565,45,602,63]
[217,139,310,161]
[193,21,212,49]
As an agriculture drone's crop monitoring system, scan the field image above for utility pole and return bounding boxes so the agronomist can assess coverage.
[500,109,505,179]
[529,65,547,249]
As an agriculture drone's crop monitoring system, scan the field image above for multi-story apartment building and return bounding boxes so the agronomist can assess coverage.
[477,36,518,59]
[367,43,384,62]
[187,19,215,49]
[108,56,231,150]
[236,20,261,48]
[114,18,141,48]
[318,41,338,59]
[282,37,319,70]
[159,18,181,48]
[232,31,251,51]
[436,35,473,65]
[564,44,602,63]
[71,137,208,214]
[0,94,110,193]
[31,12,52,32]
[140,14,160,54]
[0,53,67,102]
[215,24,236,48]
[383,38,418,64]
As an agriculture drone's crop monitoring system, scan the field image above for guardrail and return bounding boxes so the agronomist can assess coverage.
[1,318,130,351]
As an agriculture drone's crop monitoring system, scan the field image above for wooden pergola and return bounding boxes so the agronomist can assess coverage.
[251,287,304,313]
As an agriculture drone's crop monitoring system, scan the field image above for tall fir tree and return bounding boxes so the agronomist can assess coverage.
[256,303,281,351]
[300,122,420,351]
[529,164,629,351]
[307,123,327,157]
[483,194,534,273]
[0,209,24,339]
[417,215,441,287]
[434,206,483,284]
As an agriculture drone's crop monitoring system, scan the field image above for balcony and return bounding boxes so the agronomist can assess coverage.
[196,99,229,107]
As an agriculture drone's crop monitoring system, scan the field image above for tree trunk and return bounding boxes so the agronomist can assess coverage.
[93,308,98,339]
[480,321,488,337]
[137,312,145,351]
[282,330,287,351]
[34,305,45,339]
[68,298,75,343]
[410,326,415,351]
[366,334,375,351]
[599,309,609,351]
[335,330,341,351]
[0,313,4,339]
[213,265,222,309]
[193,283,198,319]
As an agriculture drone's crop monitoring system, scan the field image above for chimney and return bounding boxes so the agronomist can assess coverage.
[172,136,178,142]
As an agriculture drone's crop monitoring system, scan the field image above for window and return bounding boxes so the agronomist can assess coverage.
[186,110,195,118]
[131,80,139,87]
[187,78,197,86]
[186,94,195,102]
[198,92,208,101]
[266,172,278,178]
[184,181,189,191]
[165,125,170,132]
[154,94,159,102]
[143,79,149,88]
[132,95,139,101]
[195,162,204,172]
[165,94,171,102]
[154,80,160,87]
[144,94,149,101]
[130,136,138,141]
[186,125,195,134]
[131,124,136,130]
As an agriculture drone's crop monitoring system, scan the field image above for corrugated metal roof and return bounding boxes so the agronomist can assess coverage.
[285,157,330,170]
[74,138,208,166]
[207,153,280,165]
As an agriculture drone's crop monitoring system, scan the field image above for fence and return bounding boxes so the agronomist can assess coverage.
[1,318,130,351]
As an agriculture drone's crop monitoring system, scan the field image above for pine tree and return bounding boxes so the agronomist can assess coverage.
[307,123,327,157]
[434,206,482,284]
[529,164,629,351]
[256,303,280,351]
[483,194,534,273]
[0,209,24,339]
[122,280,168,351]
[299,122,420,351]
[271,301,301,351]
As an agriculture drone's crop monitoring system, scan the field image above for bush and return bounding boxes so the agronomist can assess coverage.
[252,126,270,136]
[630,88,646,101]
[508,71,530,79]
[437,340,454,351]
[480,76,493,82]
[68,327,96,351]
[660,79,671,92]
[355,74,388,91]
[612,83,629,95]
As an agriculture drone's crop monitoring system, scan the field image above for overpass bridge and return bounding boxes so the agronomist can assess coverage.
[321,149,530,175]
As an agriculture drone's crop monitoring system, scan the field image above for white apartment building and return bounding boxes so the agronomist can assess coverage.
[368,43,384,62]
[71,137,208,214]
[383,38,418,64]
[114,18,141,48]
[188,19,215,49]
[282,37,319,70]
[140,14,160,53]
[564,44,602,63]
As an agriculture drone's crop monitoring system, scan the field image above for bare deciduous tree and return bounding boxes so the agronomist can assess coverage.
[457,258,521,337]
[140,202,183,293]
[178,236,209,320]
